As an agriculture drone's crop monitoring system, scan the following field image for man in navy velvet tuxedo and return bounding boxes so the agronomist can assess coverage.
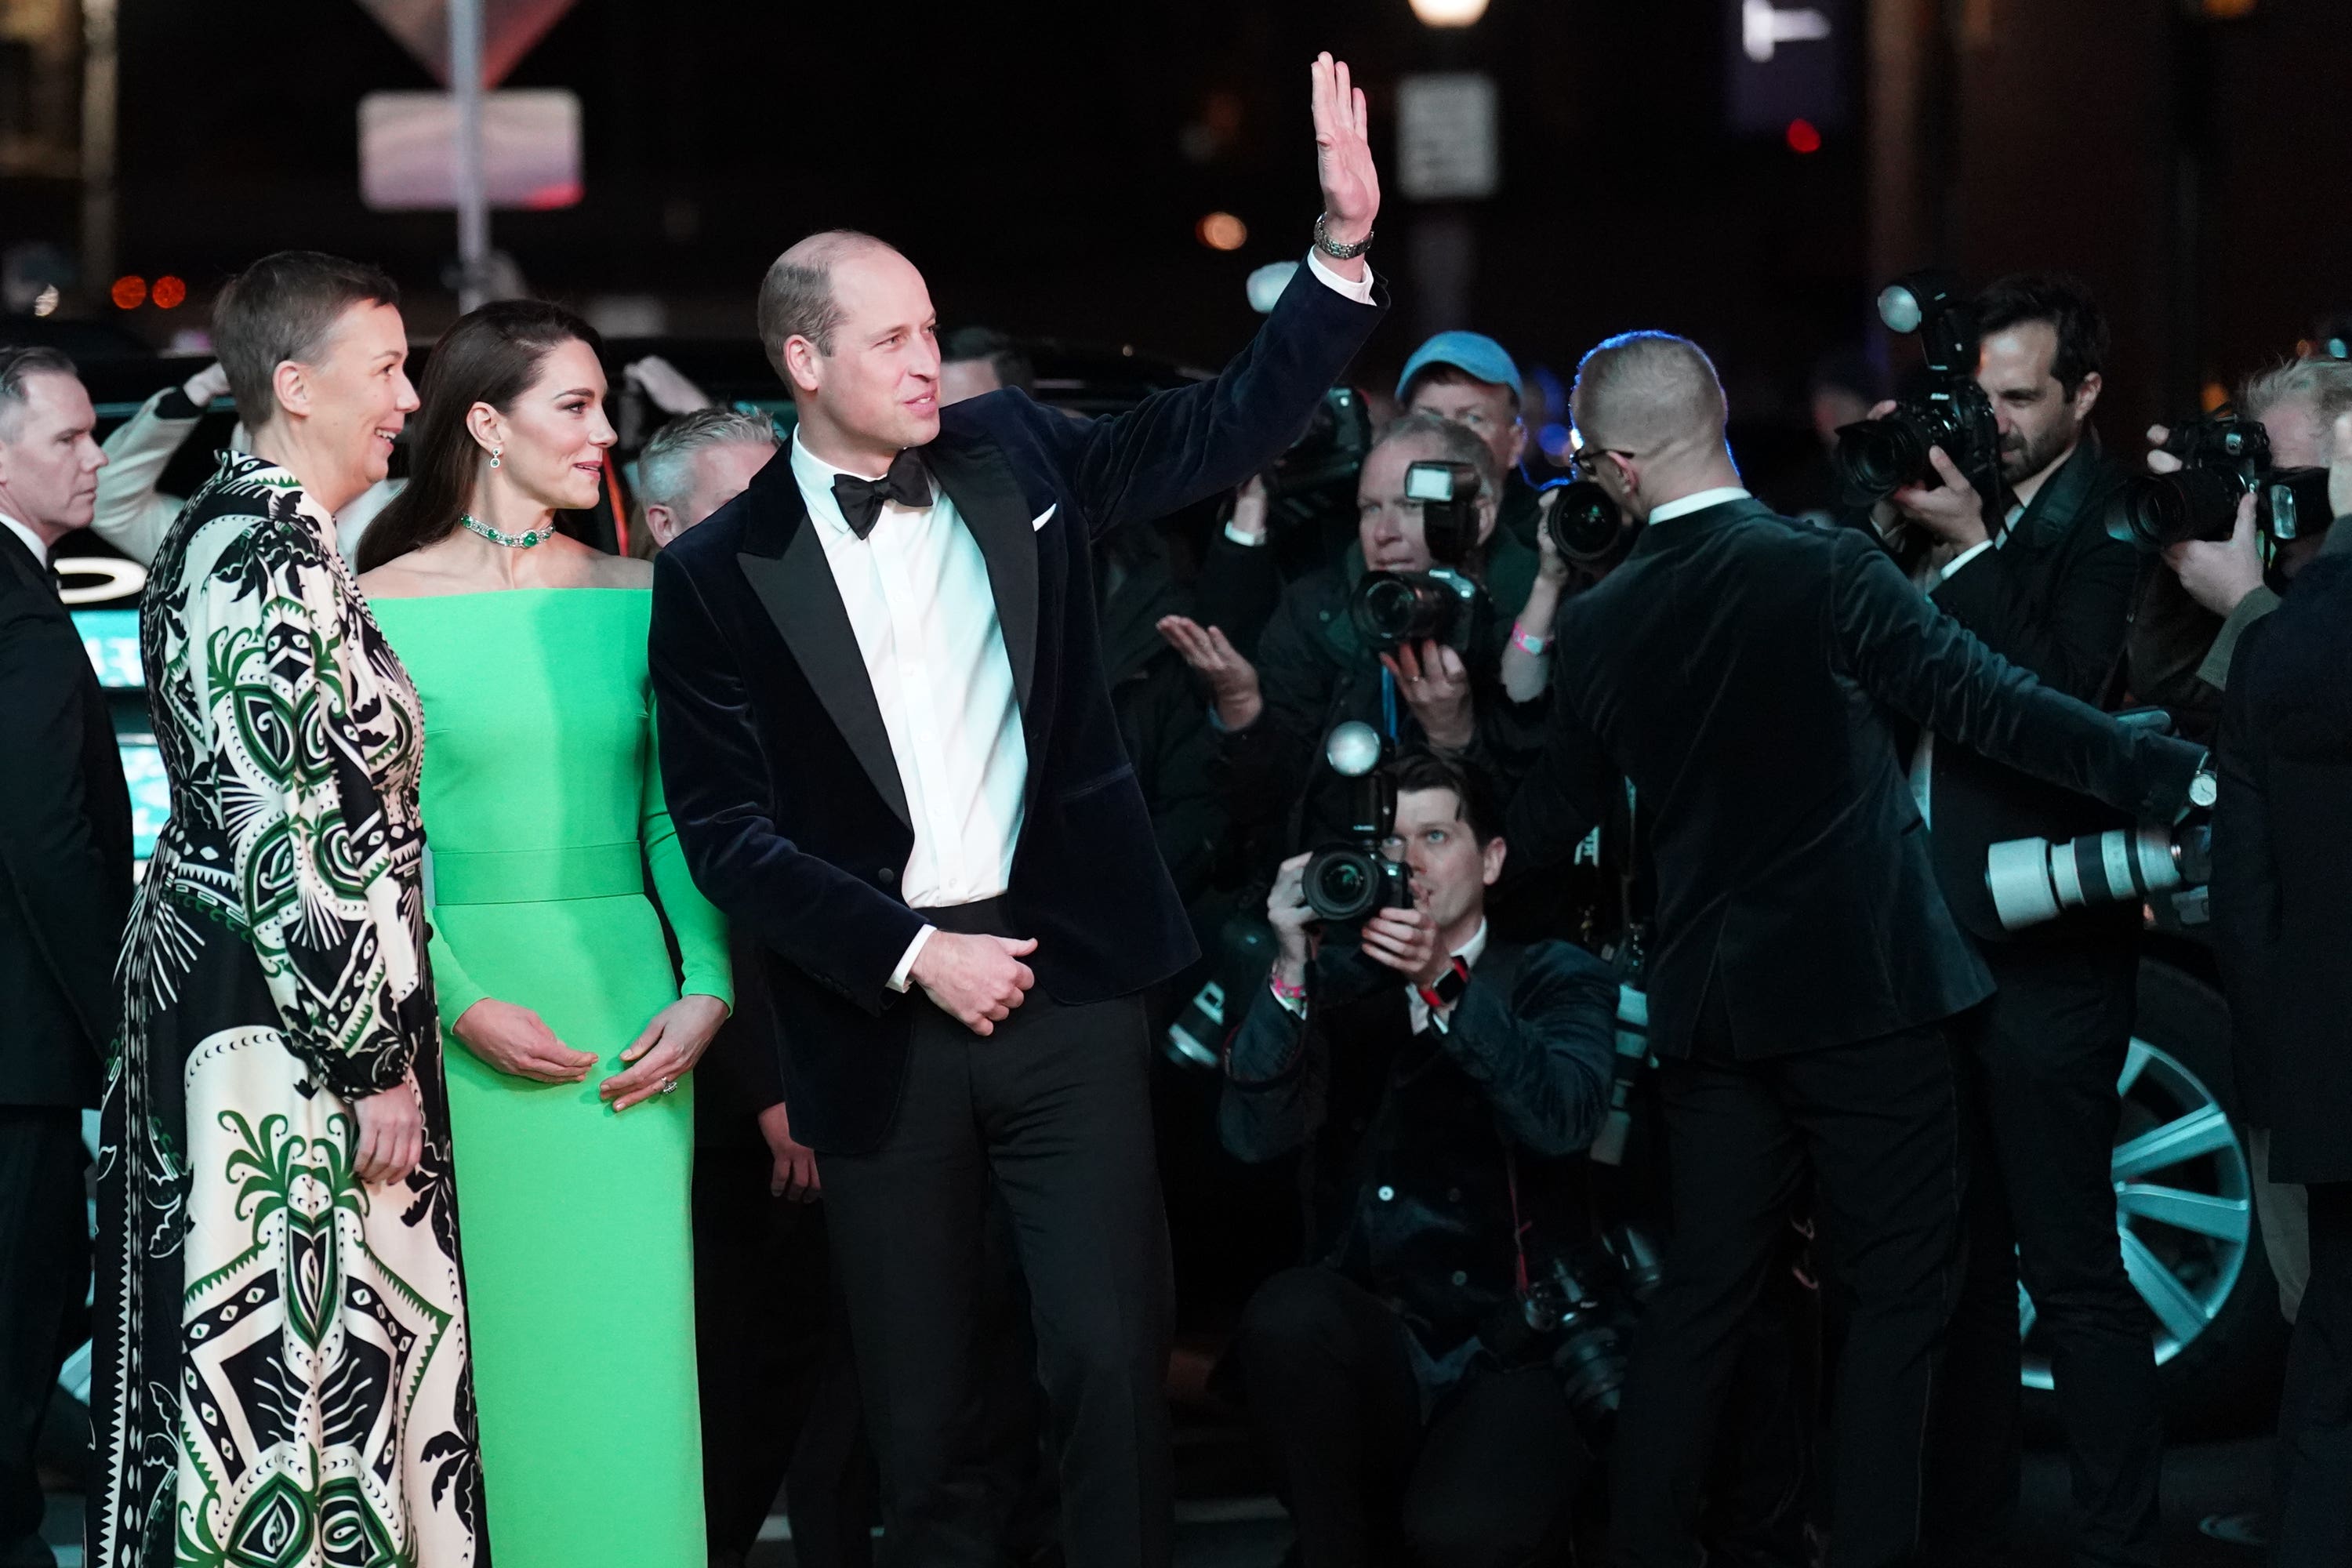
[649,55,1387,1567]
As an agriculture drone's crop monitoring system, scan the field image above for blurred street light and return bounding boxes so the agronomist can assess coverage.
[1196,212,1249,251]
[1409,0,1490,26]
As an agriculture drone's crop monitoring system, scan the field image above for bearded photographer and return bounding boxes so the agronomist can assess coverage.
[2210,412,2352,1568]
[1221,750,1617,1568]
[1507,330,2205,1568]
[1860,274,2165,1566]
[1158,414,1544,864]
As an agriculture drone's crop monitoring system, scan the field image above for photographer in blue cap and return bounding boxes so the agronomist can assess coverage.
[1396,330,1545,555]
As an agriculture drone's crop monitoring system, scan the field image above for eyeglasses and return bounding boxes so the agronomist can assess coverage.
[1570,444,1640,479]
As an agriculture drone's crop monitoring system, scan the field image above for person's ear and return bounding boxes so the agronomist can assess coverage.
[644,501,677,546]
[270,359,310,424]
[464,403,505,462]
[1507,416,1528,469]
[1476,495,1500,546]
[783,336,824,397]
[2071,371,2103,426]
[1482,834,1507,888]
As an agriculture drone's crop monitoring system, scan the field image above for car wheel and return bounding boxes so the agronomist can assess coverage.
[2020,956,2288,1433]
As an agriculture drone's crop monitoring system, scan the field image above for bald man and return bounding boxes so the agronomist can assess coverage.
[649,57,1385,1568]
[1505,332,2208,1568]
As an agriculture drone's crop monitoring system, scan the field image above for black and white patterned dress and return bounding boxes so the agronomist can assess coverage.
[93,454,486,1568]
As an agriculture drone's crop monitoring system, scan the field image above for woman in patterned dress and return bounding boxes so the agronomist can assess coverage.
[92,252,488,1568]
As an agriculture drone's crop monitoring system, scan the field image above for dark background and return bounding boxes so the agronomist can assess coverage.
[6,0,2350,441]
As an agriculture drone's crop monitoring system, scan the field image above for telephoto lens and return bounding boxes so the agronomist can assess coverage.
[1984,824,2212,931]
[1831,412,1938,503]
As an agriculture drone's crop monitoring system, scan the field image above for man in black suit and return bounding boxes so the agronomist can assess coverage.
[0,345,132,1568]
[1504,331,2205,1568]
[1864,274,2165,1566]
[648,56,1386,1567]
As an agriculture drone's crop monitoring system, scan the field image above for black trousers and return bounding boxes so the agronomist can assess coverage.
[691,1148,877,1567]
[1235,1267,1588,1568]
[1925,936,2160,1568]
[2274,1181,2352,1568]
[0,1107,85,1568]
[1609,1023,1963,1568]
[817,902,1174,1568]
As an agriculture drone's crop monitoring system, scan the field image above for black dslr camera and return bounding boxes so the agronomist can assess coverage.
[1301,721,1413,938]
[1475,1251,1639,1445]
[1262,385,1374,532]
[1833,270,2002,510]
[1540,476,1636,573]
[1350,460,1489,655]
[2106,415,2334,551]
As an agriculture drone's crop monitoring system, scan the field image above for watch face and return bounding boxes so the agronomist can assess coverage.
[2190,771,2219,808]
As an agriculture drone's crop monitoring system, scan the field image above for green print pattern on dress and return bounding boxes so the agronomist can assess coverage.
[93,453,485,1568]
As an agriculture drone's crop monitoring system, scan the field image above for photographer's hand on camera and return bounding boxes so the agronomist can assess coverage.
[1267,851,1318,993]
[1380,639,1475,751]
[2163,493,2263,617]
[1157,613,1265,731]
[1356,902,1448,989]
[1866,393,1991,552]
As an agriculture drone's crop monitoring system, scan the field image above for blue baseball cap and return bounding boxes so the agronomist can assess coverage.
[1395,331,1523,404]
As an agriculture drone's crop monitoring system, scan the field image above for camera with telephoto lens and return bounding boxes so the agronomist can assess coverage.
[1261,385,1374,532]
[1301,721,1414,941]
[1984,709,2218,931]
[1475,1251,1637,1445]
[1539,476,1636,572]
[1833,270,2002,509]
[2105,414,2335,552]
[1349,461,1490,655]
[1985,822,2213,933]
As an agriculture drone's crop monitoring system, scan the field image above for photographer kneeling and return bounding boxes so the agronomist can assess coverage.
[1220,751,1618,1568]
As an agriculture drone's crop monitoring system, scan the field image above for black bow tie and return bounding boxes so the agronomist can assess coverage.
[832,449,933,539]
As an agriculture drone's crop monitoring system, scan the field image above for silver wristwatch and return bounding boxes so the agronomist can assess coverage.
[1312,212,1374,260]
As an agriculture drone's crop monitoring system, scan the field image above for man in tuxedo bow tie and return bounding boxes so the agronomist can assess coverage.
[648,53,1388,1567]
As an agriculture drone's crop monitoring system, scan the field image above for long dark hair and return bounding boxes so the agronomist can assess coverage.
[357,299,604,572]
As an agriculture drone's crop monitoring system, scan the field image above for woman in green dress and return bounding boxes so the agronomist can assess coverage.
[355,301,731,1566]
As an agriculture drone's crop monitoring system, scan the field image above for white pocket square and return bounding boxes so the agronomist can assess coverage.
[1030,505,1057,532]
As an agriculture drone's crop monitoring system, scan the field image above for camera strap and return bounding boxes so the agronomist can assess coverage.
[1380,666,1399,740]
[1504,1142,1532,1298]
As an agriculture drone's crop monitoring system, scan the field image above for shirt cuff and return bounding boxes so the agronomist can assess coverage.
[1938,539,1995,581]
[1224,519,1269,547]
[1270,979,1307,1018]
[1304,249,1377,307]
[887,924,935,994]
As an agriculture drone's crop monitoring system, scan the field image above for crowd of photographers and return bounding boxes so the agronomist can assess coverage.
[31,270,2352,1568]
[1129,271,2352,1568]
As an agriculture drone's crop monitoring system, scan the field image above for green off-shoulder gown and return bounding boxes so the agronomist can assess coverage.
[370,586,731,1567]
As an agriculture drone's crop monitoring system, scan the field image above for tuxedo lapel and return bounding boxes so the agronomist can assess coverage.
[735,478,913,829]
[927,438,1038,713]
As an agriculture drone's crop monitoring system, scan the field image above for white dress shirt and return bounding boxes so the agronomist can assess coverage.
[789,434,1029,988]
[1646,485,1751,524]
[797,249,1375,991]
[0,512,50,568]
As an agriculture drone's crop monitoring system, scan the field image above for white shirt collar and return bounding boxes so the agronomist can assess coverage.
[1646,486,1751,525]
[0,512,49,568]
[1450,918,1490,971]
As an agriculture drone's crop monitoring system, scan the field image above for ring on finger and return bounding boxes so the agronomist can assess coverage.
[660,1076,679,1094]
